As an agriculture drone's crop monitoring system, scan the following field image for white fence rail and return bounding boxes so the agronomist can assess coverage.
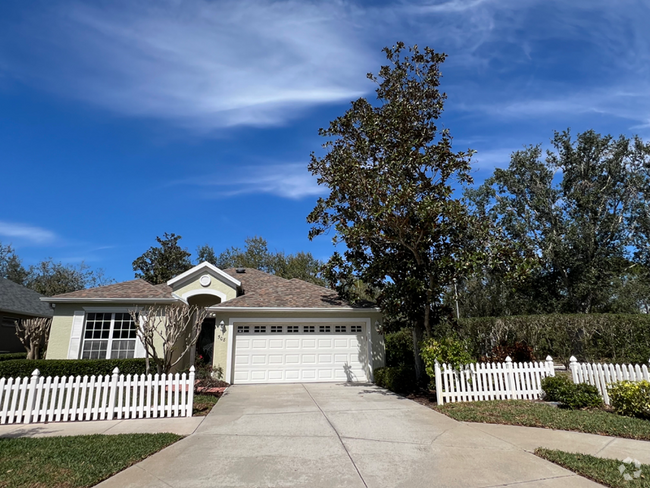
[0,366,195,425]
[569,356,650,405]
[435,356,555,405]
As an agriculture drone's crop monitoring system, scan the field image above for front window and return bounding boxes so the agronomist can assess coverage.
[81,312,137,359]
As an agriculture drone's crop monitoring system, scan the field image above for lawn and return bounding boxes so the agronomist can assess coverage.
[435,400,650,440]
[0,433,181,488]
[536,448,650,487]
[193,393,219,416]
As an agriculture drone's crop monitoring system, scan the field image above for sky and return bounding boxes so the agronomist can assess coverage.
[1,0,649,283]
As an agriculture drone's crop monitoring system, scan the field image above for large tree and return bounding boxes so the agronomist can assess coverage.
[0,242,29,285]
[132,233,193,284]
[468,130,650,314]
[307,43,495,378]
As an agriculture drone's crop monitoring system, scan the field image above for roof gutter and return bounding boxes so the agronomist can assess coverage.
[0,307,53,318]
[40,297,180,304]
[209,306,381,313]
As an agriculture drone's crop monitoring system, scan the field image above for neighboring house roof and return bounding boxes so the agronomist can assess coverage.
[42,279,176,303]
[216,268,373,309]
[0,277,53,317]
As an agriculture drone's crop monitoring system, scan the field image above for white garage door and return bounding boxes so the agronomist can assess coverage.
[233,323,368,384]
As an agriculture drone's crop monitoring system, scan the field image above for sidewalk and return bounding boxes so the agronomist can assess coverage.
[0,416,204,438]
[466,422,650,464]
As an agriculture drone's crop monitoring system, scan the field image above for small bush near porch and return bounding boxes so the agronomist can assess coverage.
[0,433,181,488]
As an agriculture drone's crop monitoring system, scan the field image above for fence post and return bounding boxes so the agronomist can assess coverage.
[24,369,40,424]
[505,356,515,399]
[107,367,119,420]
[186,366,195,418]
[569,356,579,383]
[545,356,555,377]
[434,361,443,405]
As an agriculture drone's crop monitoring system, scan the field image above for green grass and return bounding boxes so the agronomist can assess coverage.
[435,400,650,440]
[0,433,181,488]
[193,393,219,416]
[536,449,650,487]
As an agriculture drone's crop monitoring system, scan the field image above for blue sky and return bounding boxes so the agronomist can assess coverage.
[1,0,649,283]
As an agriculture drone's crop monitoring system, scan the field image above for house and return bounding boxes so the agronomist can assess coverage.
[41,262,385,384]
[0,277,54,354]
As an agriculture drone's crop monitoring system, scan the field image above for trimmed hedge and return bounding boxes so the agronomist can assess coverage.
[540,375,602,409]
[0,359,148,379]
[374,365,417,394]
[0,353,27,362]
[440,314,650,364]
[608,380,650,418]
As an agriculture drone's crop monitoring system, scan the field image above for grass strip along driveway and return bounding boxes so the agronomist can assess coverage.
[0,433,181,488]
[435,400,650,440]
[536,449,650,487]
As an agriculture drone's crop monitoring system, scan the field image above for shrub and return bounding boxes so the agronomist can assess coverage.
[419,337,473,384]
[374,365,417,394]
[541,375,570,402]
[0,359,148,378]
[385,328,414,367]
[489,341,535,363]
[0,352,27,362]
[541,375,602,409]
[608,380,650,418]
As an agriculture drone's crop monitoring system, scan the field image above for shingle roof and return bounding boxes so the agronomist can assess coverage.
[0,278,53,317]
[217,268,372,309]
[47,279,173,300]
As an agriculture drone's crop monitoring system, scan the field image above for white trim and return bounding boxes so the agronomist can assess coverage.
[83,306,132,313]
[211,306,380,313]
[182,288,226,303]
[366,318,373,382]
[225,319,234,383]
[226,317,371,384]
[166,262,241,288]
[42,298,178,304]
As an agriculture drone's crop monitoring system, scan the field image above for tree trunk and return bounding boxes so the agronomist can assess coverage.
[411,325,426,384]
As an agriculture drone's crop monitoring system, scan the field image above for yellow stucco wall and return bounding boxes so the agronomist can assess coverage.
[172,275,237,303]
[46,303,166,360]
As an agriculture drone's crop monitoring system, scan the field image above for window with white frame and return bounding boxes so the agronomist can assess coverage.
[350,325,362,333]
[81,312,137,359]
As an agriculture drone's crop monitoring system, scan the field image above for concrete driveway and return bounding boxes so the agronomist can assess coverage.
[99,383,600,488]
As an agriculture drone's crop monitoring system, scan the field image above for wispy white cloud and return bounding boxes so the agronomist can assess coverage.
[0,221,56,244]
[175,163,325,200]
[0,0,375,132]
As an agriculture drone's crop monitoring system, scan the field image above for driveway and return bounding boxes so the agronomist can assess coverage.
[98,383,599,488]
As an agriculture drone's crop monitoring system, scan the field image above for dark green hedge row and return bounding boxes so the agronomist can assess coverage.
[0,359,148,379]
[0,352,27,362]
[374,365,417,394]
[440,314,650,365]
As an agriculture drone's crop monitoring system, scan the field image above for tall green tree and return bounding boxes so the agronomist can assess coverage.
[0,242,29,285]
[132,233,193,285]
[307,43,498,378]
[469,130,650,314]
[26,259,112,296]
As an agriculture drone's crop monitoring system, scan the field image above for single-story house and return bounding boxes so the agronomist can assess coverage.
[0,277,54,354]
[41,262,384,384]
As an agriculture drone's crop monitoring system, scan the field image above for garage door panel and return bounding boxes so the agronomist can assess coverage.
[234,324,368,384]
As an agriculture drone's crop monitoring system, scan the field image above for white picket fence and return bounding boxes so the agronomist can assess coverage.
[0,366,195,425]
[435,356,555,405]
[569,356,650,405]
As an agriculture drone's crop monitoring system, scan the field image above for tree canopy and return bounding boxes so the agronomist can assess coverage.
[307,43,506,355]
[0,242,113,296]
[463,129,650,315]
[132,233,193,285]
[198,236,325,286]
